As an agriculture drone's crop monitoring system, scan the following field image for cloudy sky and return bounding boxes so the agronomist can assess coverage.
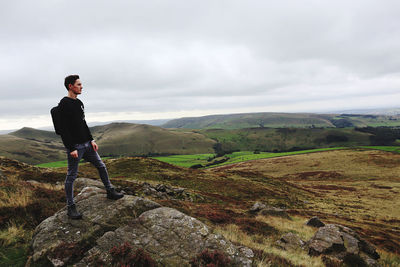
[1,0,400,131]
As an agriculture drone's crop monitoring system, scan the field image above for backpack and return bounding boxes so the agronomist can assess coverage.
[50,104,62,135]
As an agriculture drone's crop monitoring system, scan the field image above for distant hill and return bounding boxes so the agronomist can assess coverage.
[0,123,215,164]
[200,127,377,154]
[0,128,65,165]
[9,127,60,142]
[162,112,400,129]
[1,119,173,135]
[332,107,400,115]
[89,122,215,156]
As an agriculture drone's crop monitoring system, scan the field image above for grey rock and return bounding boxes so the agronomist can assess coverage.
[249,201,266,213]
[306,216,325,228]
[141,181,200,202]
[31,186,161,264]
[307,224,381,267]
[31,186,253,267]
[77,207,253,267]
[74,178,104,191]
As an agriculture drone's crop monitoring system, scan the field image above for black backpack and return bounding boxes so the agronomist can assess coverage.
[50,104,62,135]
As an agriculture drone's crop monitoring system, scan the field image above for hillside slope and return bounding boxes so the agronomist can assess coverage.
[0,123,216,164]
[1,149,399,266]
[210,149,400,253]
[162,112,400,129]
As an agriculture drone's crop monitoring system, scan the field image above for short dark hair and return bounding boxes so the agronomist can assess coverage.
[64,75,80,91]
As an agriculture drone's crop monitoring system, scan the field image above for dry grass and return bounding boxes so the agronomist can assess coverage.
[254,214,317,242]
[377,249,400,267]
[214,224,324,267]
[0,185,33,207]
[211,149,400,254]
[0,221,32,247]
[0,179,63,208]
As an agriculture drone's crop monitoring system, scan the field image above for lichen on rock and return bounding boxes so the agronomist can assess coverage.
[30,186,253,266]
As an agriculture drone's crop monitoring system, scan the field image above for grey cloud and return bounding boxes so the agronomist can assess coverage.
[0,0,400,128]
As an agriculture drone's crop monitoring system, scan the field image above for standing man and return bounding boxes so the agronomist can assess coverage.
[59,75,123,220]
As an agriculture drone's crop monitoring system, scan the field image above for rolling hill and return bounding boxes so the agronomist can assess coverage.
[0,123,216,164]
[162,112,400,129]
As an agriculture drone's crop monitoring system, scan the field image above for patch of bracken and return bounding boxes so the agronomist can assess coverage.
[189,248,231,267]
[109,241,157,267]
[234,217,278,236]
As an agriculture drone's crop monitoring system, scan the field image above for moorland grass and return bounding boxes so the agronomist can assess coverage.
[2,148,400,266]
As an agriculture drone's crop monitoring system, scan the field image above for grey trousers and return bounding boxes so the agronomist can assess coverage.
[65,140,113,206]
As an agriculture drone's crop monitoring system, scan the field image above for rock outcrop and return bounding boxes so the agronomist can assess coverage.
[249,201,291,219]
[141,182,200,201]
[72,177,202,202]
[307,223,381,267]
[305,216,325,228]
[30,185,253,266]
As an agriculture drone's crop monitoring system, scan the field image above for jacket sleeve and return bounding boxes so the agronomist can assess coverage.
[59,101,76,151]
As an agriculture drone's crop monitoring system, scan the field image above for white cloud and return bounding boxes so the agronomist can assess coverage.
[0,0,400,130]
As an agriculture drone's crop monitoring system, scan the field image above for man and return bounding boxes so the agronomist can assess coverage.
[59,74,123,220]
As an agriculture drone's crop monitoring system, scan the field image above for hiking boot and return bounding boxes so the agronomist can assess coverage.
[107,187,124,200]
[67,204,82,219]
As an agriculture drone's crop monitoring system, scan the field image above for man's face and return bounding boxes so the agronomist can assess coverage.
[68,79,83,95]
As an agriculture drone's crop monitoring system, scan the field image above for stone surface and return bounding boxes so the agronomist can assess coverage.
[249,201,267,213]
[305,216,325,228]
[76,207,253,267]
[30,186,253,267]
[307,224,381,267]
[74,177,104,191]
[141,182,200,202]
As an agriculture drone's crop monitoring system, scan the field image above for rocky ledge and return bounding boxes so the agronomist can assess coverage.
[29,185,253,266]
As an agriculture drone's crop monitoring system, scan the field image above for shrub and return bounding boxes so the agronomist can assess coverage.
[190,248,231,267]
[190,164,204,169]
[234,218,278,236]
[326,134,348,143]
[109,241,157,267]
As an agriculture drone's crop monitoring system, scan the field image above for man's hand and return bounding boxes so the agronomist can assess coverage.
[70,150,78,158]
[91,140,98,152]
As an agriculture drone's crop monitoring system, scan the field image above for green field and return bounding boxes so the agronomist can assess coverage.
[151,153,215,168]
[36,146,400,169]
[152,147,349,168]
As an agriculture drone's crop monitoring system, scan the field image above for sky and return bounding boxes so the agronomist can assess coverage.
[1,0,400,131]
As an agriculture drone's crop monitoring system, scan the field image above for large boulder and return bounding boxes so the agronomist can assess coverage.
[305,216,325,228]
[73,177,104,191]
[30,186,253,266]
[307,224,381,267]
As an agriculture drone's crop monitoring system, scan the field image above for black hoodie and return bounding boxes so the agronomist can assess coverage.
[58,96,94,151]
